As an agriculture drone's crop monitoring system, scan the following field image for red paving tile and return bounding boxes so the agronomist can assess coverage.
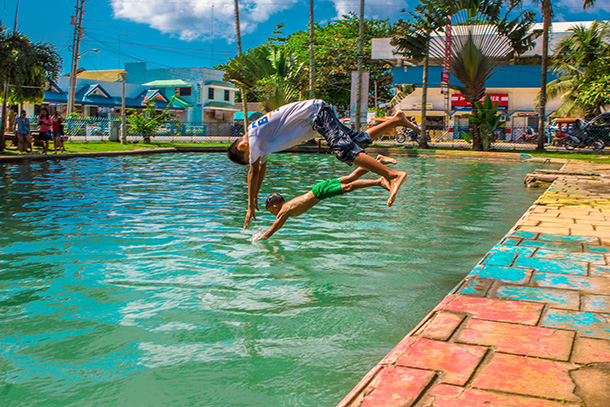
[455,319,575,360]
[347,366,436,407]
[572,336,610,364]
[420,384,579,407]
[416,312,465,341]
[471,353,580,401]
[440,295,544,325]
[395,337,487,386]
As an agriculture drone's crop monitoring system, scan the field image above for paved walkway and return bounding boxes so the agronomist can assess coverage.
[338,160,610,407]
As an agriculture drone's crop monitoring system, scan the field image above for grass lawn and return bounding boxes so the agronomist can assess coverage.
[2,140,609,164]
[0,141,229,155]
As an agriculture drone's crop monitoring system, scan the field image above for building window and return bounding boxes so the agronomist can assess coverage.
[224,90,230,101]
[208,88,214,99]
[178,87,191,97]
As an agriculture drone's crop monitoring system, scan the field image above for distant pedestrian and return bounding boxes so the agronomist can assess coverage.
[15,111,32,154]
[52,110,65,154]
[38,108,53,155]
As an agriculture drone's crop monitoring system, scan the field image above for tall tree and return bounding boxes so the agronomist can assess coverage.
[221,47,308,112]
[542,21,610,117]
[392,0,452,148]
[535,0,552,152]
[234,0,249,130]
[426,0,538,150]
[0,25,61,150]
[266,14,398,111]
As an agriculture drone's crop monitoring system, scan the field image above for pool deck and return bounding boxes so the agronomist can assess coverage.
[337,160,610,407]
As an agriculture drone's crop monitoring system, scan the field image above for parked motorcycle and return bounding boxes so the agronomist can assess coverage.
[563,133,605,152]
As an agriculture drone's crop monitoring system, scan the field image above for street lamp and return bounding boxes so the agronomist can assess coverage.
[67,49,99,116]
[119,71,128,144]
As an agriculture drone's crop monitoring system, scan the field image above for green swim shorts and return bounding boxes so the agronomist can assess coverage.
[311,178,344,200]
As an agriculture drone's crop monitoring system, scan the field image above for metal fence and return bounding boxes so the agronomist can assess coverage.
[16,116,610,152]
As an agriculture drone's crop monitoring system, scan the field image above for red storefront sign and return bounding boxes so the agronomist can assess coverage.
[451,94,508,111]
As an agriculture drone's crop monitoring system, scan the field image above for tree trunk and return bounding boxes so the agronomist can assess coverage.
[470,104,483,151]
[234,0,249,131]
[419,35,430,149]
[536,1,551,152]
[0,78,9,151]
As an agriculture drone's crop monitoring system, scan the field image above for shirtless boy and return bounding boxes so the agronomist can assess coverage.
[227,99,420,229]
[257,155,396,240]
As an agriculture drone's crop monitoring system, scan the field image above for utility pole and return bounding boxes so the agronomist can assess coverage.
[355,0,365,131]
[67,0,85,116]
[309,0,315,99]
[234,0,249,133]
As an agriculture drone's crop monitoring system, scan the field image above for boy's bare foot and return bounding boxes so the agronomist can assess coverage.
[387,171,407,207]
[376,154,397,165]
[393,110,411,127]
[378,177,390,191]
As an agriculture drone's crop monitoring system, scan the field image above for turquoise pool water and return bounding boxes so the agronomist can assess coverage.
[0,153,545,406]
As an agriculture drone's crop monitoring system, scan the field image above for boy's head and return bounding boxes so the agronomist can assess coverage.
[227,134,249,165]
[265,193,285,215]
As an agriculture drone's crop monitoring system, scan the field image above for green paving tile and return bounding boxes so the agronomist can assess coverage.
[533,249,606,264]
[542,309,610,339]
[533,272,610,295]
[537,234,599,244]
[513,256,588,276]
[492,285,581,310]
[519,240,583,251]
[512,231,538,240]
[590,265,610,278]
[475,265,532,285]
[584,245,610,253]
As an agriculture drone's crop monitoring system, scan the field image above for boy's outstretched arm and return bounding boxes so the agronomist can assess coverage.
[258,212,289,240]
[245,159,264,229]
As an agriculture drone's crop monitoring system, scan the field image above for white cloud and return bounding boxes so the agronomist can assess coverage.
[111,0,299,42]
[329,0,409,20]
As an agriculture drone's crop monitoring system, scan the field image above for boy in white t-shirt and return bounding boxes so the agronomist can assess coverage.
[228,99,421,229]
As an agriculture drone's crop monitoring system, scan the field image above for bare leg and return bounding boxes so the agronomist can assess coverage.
[340,177,387,194]
[338,154,396,184]
[352,152,407,207]
[365,111,421,141]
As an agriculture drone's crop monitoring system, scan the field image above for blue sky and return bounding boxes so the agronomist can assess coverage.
[1,0,608,77]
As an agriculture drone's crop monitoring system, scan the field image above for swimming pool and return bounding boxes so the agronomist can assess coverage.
[0,153,545,406]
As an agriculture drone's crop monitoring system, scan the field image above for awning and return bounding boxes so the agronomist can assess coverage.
[204,101,239,111]
[171,96,193,108]
[142,79,192,87]
[234,111,264,121]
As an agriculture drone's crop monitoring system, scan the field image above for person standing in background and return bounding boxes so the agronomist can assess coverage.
[15,111,32,154]
[51,110,65,154]
[38,108,52,155]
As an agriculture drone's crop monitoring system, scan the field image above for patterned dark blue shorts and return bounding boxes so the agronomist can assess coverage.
[312,103,372,165]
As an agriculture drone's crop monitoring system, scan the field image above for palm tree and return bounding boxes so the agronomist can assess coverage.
[233,0,249,130]
[428,0,538,150]
[392,0,451,148]
[542,21,610,117]
[535,0,552,152]
[222,46,308,111]
[0,27,61,150]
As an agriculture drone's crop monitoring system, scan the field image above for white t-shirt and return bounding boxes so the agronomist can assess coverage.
[248,99,323,164]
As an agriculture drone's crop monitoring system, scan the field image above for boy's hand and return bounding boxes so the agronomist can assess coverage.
[244,207,257,229]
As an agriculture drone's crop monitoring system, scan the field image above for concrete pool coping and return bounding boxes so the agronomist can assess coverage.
[0,145,569,165]
[337,160,610,407]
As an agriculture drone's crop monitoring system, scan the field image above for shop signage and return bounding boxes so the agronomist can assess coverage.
[451,94,508,111]
[99,106,115,114]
